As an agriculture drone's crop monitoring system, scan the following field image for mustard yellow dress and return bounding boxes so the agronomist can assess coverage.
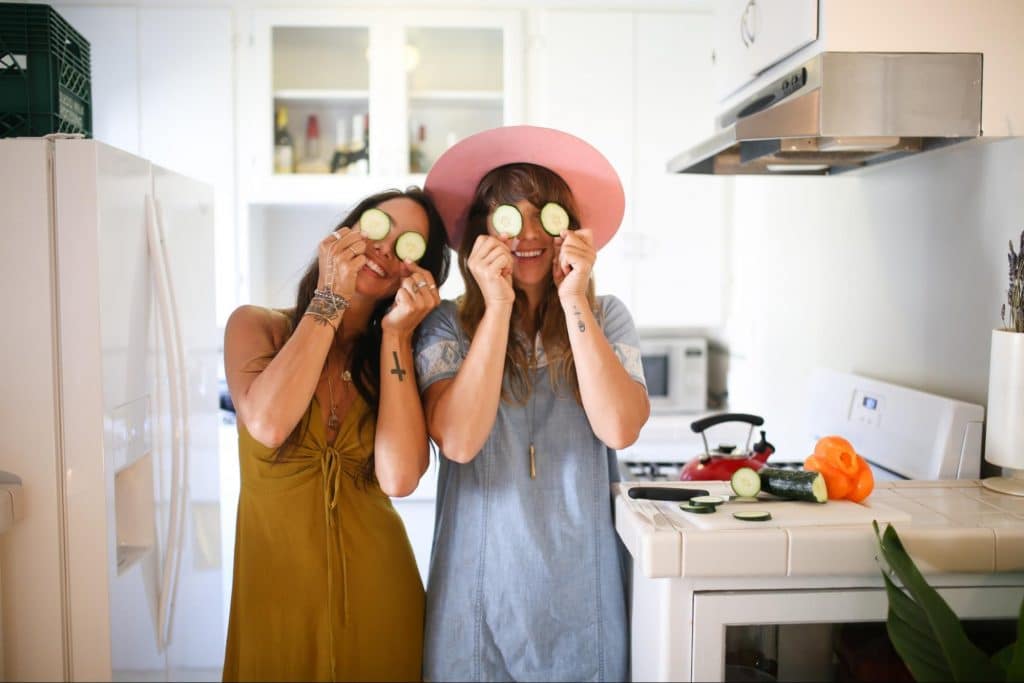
[222,394,425,682]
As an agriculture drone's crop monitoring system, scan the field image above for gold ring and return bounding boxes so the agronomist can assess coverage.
[348,246,358,257]
[333,232,342,241]
[416,280,428,289]
[429,284,437,289]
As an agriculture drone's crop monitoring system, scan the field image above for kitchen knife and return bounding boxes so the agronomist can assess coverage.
[627,486,710,502]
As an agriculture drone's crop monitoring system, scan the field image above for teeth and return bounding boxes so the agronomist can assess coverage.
[365,260,386,276]
[514,249,543,258]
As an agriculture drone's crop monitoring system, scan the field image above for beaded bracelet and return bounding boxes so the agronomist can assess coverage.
[313,287,350,311]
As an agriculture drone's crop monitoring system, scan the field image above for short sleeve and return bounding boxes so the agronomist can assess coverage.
[414,300,465,392]
[599,295,647,389]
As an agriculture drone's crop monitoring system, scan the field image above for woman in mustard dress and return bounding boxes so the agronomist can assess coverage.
[222,188,449,682]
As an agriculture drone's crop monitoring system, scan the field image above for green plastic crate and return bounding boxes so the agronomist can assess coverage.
[0,3,91,138]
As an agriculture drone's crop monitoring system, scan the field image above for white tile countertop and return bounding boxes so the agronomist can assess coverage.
[615,479,1024,579]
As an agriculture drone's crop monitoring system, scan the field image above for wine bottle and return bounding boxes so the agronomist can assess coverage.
[409,120,426,173]
[330,117,350,175]
[297,114,329,174]
[273,106,294,174]
[348,113,369,176]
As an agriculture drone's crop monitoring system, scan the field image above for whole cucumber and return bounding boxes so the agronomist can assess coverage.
[758,467,828,503]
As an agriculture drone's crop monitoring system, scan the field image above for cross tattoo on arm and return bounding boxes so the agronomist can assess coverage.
[390,351,406,381]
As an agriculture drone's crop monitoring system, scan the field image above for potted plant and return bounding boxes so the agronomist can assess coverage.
[873,521,1023,682]
[983,230,1024,496]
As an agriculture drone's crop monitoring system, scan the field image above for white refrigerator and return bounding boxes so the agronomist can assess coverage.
[0,138,224,681]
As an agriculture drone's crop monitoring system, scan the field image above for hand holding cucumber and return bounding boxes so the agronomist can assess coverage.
[553,228,596,300]
[468,234,515,307]
[381,262,441,335]
[318,227,367,299]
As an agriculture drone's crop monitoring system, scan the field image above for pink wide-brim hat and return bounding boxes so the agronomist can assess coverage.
[423,125,625,251]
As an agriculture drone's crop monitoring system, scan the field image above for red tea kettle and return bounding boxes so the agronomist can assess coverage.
[678,413,775,481]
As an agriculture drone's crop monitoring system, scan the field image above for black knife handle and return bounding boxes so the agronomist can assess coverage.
[627,487,710,502]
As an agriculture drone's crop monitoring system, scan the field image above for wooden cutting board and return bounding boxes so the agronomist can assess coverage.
[633,482,912,531]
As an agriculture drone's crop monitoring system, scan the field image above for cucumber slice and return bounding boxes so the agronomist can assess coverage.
[730,467,762,498]
[733,511,772,522]
[759,467,828,503]
[679,502,716,514]
[395,231,427,262]
[492,204,522,237]
[360,208,391,240]
[540,202,570,236]
[690,495,725,507]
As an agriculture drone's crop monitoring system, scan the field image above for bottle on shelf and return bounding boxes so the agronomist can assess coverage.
[330,117,350,175]
[409,120,427,174]
[273,106,295,174]
[296,114,330,174]
[347,112,369,176]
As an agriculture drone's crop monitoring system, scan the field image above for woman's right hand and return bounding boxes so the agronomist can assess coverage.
[317,227,367,298]
[468,234,514,307]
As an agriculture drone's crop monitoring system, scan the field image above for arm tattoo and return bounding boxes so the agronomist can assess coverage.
[572,304,586,332]
[389,351,407,381]
[304,297,342,328]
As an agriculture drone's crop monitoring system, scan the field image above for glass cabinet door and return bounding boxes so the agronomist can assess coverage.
[271,26,370,176]
[405,27,505,175]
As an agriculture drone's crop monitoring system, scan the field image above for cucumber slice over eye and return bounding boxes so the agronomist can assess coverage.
[540,202,570,236]
[733,511,772,522]
[395,231,427,262]
[492,204,523,237]
[359,208,391,240]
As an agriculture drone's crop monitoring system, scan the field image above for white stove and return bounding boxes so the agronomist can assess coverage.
[619,369,985,484]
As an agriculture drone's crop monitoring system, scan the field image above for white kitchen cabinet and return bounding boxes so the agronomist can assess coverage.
[712,0,819,100]
[531,9,724,328]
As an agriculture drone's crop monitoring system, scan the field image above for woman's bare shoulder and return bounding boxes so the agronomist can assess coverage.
[226,305,295,349]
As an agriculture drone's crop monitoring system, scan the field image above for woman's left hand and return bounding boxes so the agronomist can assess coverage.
[553,228,596,300]
[381,262,442,336]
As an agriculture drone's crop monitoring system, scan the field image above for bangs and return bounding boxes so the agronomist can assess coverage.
[479,163,579,221]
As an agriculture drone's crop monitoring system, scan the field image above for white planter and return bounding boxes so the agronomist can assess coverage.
[982,328,1024,495]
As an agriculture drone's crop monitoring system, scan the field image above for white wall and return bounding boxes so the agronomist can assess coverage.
[721,138,1024,453]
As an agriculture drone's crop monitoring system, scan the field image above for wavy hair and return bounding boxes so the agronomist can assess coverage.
[282,187,450,483]
[456,163,596,404]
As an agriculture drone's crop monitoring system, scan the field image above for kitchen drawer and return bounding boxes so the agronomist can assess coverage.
[713,0,819,100]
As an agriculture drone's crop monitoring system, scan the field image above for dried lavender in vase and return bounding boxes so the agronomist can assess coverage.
[1003,229,1024,333]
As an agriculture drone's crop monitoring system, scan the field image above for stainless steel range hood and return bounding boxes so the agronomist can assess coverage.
[668,52,983,175]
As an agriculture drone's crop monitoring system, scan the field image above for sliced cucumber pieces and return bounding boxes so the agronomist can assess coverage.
[679,502,716,514]
[492,204,522,237]
[690,495,725,507]
[730,467,762,498]
[360,208,391,240]
[733,511,772,522]
[395,232,427,262]
[540,202,570,236]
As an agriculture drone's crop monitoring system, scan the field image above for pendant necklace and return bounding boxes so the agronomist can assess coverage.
[325,355,353,432]
[528,344,537,479]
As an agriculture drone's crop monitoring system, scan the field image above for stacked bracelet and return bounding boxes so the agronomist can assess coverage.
[303,288,350,329]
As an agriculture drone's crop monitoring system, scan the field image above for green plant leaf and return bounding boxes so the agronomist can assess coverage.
[873,521,1004,682]
[993,645,1012,675]
[1006,598,1024,682]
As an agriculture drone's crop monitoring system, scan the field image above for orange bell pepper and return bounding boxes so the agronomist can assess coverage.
[803,454,851,500]
[805,435,875,502]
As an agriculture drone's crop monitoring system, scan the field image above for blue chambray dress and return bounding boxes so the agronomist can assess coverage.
[414,295,647,683]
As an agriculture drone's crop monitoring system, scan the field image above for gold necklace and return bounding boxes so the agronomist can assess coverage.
[325,357,353,432]
[528,344,537,479]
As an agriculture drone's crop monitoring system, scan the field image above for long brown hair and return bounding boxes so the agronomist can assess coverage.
[282,187,450,483]
[457,163,596,404]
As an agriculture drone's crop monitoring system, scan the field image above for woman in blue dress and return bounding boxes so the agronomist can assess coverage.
[414,125,650,682]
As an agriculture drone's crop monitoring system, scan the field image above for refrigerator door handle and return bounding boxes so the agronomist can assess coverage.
[145,194,188,652]
[153,195,191,645]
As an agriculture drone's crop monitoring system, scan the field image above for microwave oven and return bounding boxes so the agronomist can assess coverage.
[638,334,707,414]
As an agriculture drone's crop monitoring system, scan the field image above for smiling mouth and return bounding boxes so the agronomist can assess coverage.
[363,259,387,277]
[513,249,544,259]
